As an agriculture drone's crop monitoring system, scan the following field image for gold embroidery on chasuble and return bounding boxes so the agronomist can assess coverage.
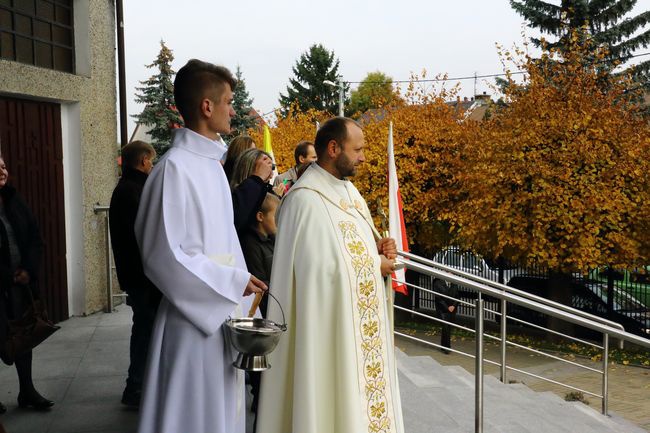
[338,221,394,433]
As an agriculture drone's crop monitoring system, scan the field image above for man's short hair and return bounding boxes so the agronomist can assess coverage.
[294,140,314,165]
[121,141,155,169]
[314,117,360,158]
[174,59,237,123]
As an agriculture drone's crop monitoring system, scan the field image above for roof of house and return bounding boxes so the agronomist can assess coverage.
[129,122,154,143]
[357,94,492,125]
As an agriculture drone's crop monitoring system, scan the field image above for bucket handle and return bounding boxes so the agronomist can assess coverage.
[266,291,287,331]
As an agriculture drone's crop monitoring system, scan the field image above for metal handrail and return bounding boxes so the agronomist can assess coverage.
[395,298,602,375]
[93,204,126,312]
[399,255,644,344]
[396,278,610,375]
[399,251,627,333]
[394,328,603,398]
[398,278,604,349]
[394,251,650,433]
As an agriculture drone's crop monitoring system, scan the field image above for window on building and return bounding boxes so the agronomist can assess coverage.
[0,0,74,73]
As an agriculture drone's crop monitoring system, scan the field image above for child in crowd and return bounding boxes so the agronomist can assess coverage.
[239,192,280,427]
[240,193,279,317]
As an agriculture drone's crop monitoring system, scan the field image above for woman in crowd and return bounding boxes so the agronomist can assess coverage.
[229,148,279,232]
[229,148,274,189]
[0,156,53,412]
[223,135,256,181]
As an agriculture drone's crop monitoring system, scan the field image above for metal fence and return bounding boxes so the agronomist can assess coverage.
[409,247,650,338]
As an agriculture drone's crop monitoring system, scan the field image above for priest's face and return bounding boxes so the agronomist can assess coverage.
[210,84,236,134]
[334,124,366,178]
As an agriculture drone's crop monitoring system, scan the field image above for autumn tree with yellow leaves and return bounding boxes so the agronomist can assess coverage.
[355,77,475,253]
[253,35,650,287]
[249,106,328,173]
[254,76,476,255]
[449,31,650,278]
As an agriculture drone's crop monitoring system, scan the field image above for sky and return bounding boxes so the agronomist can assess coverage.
[121,0,648,137]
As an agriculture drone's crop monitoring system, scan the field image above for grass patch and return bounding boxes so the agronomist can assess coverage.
[564,391,589,405]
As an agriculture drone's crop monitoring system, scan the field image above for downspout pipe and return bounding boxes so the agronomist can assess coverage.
[116,0,128,147]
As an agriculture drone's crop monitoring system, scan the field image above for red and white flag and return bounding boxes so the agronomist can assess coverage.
[388,121,409,295]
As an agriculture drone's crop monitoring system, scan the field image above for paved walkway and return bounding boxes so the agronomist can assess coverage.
[0,305,257,433]
[0,305,139,433]
[2,305,648,432]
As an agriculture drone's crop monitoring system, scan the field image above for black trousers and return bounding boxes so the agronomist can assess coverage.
[250,296,268,432]
[125,294,158,393]
[4,285,40,392]
[0,292,7,351]
[436,309,456,349]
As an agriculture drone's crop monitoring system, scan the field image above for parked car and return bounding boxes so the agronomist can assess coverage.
[432,246,520,285]
[425,247,522,321]
[587,266,650,309]
[506,275,650,338]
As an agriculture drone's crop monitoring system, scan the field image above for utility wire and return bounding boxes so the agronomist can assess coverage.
[345,51,650,84]
[257,51,650,117]
[346,71,526,84]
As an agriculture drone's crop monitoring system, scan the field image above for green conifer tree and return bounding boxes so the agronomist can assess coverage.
[279,44,349,115]
[510,0,650,83]
[133,40,184,156]
[229,66,256,137]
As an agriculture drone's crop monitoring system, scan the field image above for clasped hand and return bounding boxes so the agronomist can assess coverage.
[377,237,397,277]
[244,274,268,296]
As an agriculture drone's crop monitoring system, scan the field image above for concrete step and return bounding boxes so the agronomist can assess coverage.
[396,348,647,433]
[398,369,462,433]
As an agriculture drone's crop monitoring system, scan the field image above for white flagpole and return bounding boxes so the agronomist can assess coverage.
[386,121,396,331]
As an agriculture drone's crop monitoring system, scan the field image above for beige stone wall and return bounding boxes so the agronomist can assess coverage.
[0,0,119,315]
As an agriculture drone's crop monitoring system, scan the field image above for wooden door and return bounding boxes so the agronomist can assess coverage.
[0,96,68,322]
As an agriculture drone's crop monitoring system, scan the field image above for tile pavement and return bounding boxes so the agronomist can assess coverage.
[0,306,139,433]
[2,305,648,432]
[0,305,257,433]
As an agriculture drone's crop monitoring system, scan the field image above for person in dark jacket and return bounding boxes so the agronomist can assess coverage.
[0,156,53,411]
[239,192,279,430]
[434,278,458,354]
[229,148,275,232]
[109,141,161,408]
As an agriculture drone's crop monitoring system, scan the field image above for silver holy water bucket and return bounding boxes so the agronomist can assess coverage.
[224,292,287,372]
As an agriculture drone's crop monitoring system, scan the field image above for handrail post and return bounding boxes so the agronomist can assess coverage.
[500,298,507,383]
[104,211,113,313]
[602,333,609,415]
[475,299,484,433]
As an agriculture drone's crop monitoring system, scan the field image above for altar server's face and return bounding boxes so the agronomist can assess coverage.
[335,124,366,178]
[210,84,236,134]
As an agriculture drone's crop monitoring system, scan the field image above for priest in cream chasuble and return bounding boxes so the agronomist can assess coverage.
[258,118,404,433]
